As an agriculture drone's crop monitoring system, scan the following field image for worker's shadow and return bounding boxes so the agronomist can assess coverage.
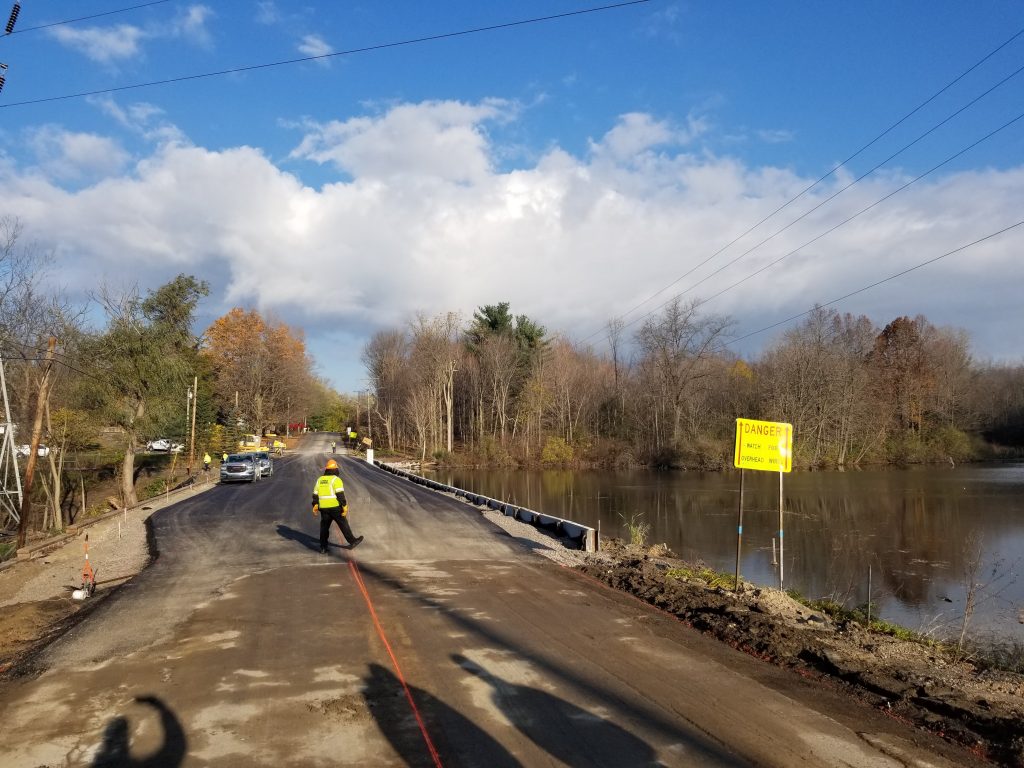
[276,524,324,552]
[91,695,186,767]
[276,523,353,552]
[363,663,521,768]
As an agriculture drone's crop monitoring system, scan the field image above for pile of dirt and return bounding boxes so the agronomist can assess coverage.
[579,540,1024,767]
[0,598,91,674]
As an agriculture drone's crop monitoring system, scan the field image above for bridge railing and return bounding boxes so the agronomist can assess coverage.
[373,461,597,552]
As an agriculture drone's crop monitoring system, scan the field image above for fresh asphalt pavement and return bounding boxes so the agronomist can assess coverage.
[0,434,984,767]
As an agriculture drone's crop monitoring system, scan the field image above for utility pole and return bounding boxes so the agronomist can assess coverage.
[188,375,198,474]
[17,337,57,548]
[0,355,23,527]
[366,389,372,442]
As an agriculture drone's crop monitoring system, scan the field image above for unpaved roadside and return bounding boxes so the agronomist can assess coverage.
[0,479,216,675]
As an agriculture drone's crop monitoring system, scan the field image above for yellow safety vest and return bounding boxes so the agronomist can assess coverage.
[313,475,344,509]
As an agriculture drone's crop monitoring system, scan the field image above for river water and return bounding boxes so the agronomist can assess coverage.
[425,463,1024,642]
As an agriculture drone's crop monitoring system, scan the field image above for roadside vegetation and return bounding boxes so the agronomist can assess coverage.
[364,300,1024,470]
[0,217,358,553]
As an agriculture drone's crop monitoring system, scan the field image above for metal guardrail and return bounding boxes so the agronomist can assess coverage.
[373,461,597,552]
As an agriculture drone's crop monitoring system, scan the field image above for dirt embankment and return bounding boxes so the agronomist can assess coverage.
[578,542,1024,768]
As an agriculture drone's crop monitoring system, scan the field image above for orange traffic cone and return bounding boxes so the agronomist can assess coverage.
[72,535,96,600]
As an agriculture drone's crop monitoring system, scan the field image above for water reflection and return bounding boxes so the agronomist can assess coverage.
[427,463,1024,640]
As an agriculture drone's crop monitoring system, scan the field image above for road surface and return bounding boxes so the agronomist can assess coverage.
[0,435,982,767]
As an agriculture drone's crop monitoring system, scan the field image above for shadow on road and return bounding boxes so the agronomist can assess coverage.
[351,560,745,767]
[275,523,325,552]
[452,653,657,767]
[363,662,521,768]
[91,695,186,768]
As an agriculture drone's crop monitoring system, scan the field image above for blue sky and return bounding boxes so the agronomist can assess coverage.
[1,1,1023,391]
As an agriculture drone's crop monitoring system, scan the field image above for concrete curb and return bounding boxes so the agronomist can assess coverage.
[2,477,217,571]
[372,460,598,552]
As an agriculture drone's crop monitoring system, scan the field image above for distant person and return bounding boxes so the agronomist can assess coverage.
[312,459,363,553]
[331,440,337,454]
[203,452,212,475]
[222,452,228,462]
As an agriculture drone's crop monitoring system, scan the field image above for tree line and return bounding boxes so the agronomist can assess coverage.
[0,218,347,541]
[363,300,1024,469]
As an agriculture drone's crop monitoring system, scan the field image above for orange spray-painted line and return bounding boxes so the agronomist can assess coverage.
[348,560,444,768]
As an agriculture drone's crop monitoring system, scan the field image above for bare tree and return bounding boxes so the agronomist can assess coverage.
[635,297,732,449]
[362,329,408,452]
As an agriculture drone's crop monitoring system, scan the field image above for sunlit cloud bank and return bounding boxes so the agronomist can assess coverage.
[2,98,1022,366]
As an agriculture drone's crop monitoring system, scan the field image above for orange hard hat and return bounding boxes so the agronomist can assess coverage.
[325,459,339,470]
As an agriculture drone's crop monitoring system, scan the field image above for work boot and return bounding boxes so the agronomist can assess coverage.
[350,536,364,549]
[318,545,328,554]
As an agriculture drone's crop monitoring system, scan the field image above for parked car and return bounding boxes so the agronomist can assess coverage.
[220,453,258,483]
[251,452,273,478]
[146,439,184,453]
[15,444,49,458]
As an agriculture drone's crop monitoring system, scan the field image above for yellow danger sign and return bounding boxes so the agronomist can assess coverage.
[734,418,793,473]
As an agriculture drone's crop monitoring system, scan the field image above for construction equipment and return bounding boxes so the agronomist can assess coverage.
[71,534,96,600]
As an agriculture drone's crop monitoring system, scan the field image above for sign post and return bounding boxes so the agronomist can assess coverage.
[733,418,793,591]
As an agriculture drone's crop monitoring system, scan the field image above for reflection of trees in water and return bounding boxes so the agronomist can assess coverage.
[430,466,1022,632]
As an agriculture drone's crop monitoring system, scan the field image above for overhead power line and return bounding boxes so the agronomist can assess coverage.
[4,1,172,36]
[727,220,1024,346]
[615,106,1024,337]
[582,23,1024,344]
[633,76,1024,322]
[0,0,652,108]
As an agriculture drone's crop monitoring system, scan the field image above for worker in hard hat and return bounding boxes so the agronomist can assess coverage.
[312,458,363,553]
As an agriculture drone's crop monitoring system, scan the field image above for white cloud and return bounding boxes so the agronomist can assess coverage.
[2,100,1023,388]
[25,126,130,181]
[173,5,214,45]
[589,112,707,163]
[48,24,148,64]
[89,97,187,146]
[757,128,795,144]
[297,34,332,62]
[255,2,279,25]
[48,6,213,63]
[290,99,512,183]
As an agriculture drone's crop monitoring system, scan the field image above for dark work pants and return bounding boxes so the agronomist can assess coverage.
[320,505,357,547]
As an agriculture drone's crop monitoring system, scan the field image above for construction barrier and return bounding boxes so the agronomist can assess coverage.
[373,461,598,552]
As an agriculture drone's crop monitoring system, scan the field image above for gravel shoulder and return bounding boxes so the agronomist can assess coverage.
[0,479,216,675]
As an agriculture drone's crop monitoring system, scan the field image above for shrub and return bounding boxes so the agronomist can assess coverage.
[143,478,167,499]
[666,565,734,589]
[647,445,681,469]
[927,425,976,462]
[540,436,574,466]
[619,512,650,548]
[479,436,515,467]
